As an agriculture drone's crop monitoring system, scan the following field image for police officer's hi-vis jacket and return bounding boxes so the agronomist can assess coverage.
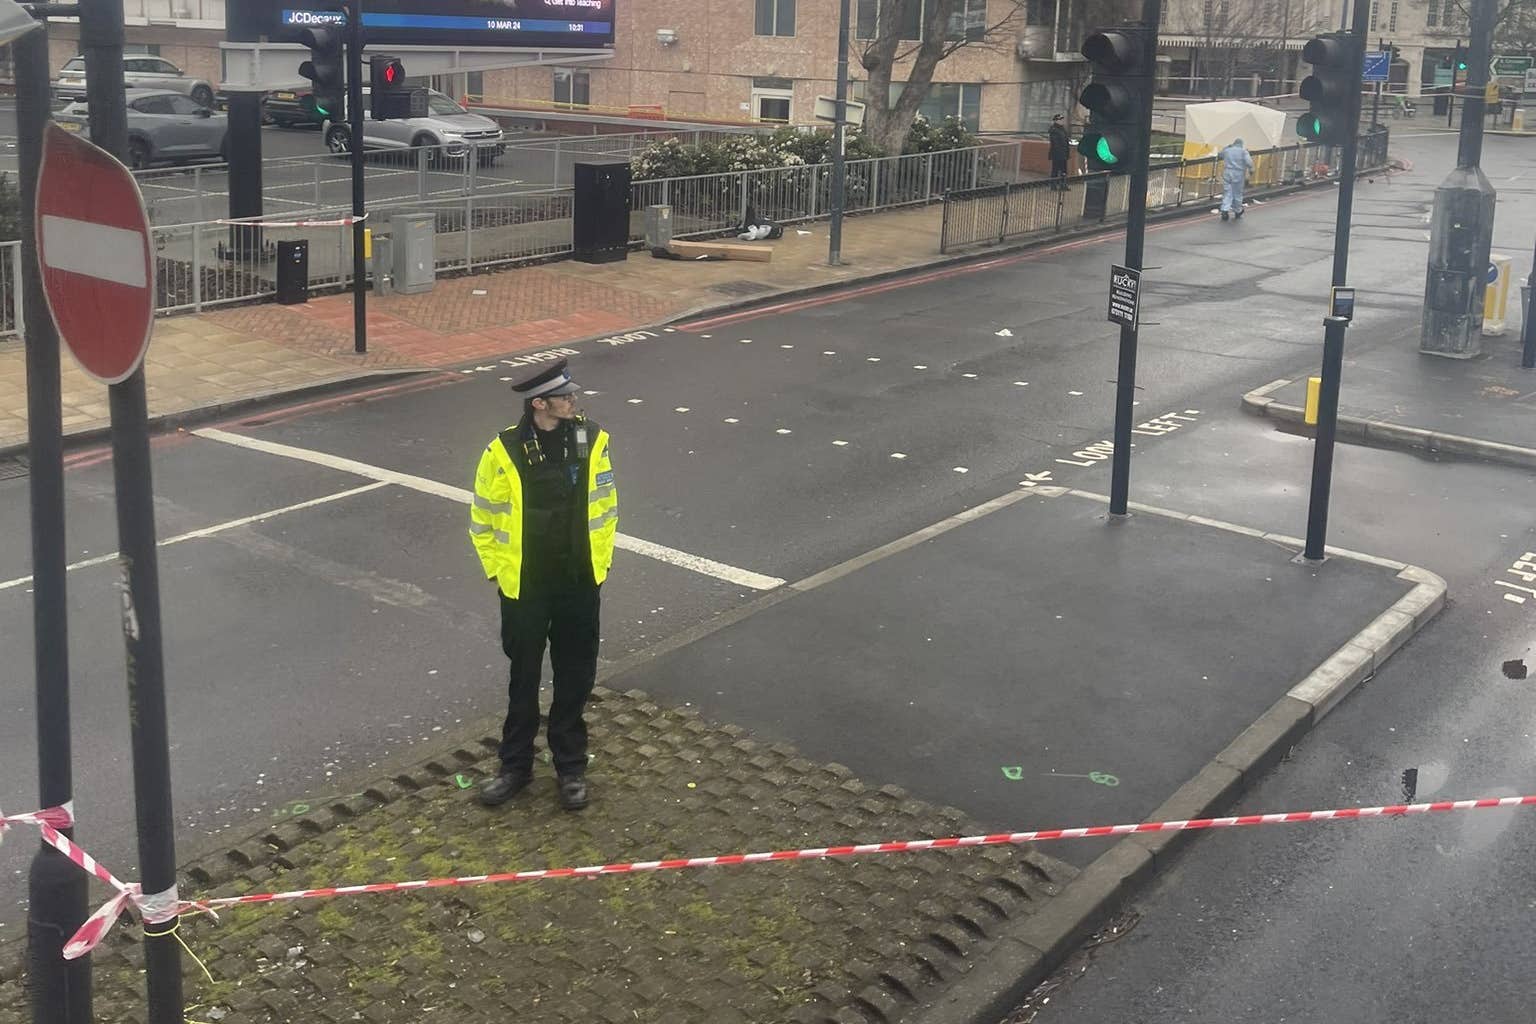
[468,417,618,598]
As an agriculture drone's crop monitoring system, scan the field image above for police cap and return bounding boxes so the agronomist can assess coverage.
[511,357,581,398]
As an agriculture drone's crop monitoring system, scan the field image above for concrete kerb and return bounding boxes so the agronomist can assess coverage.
[909,488,1446,1024]
[1241,376,1536,471]
[0,368,438,462]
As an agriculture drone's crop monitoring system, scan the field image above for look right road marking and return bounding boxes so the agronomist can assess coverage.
[192,428,786,592]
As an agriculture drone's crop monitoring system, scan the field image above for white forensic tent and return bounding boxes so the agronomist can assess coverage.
[1181,100,1287,162]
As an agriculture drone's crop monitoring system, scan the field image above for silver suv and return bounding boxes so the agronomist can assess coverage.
[324,90,504,165]
[53,54,217,110]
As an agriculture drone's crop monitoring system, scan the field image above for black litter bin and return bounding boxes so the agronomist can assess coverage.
[276,239,309,305]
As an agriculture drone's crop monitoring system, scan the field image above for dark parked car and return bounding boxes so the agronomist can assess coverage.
[57,89,229,169]
[264,87,324,128]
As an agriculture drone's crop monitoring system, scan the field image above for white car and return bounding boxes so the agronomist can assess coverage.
[53,54,218,110]
[323,89,504,165]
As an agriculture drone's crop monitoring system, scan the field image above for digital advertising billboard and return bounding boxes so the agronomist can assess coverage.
[231,0,615,50]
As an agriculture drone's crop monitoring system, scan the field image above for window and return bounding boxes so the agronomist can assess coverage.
[1369,1,1378,30]
[751,77,793,122]
[427,92,466,116]
[857,0,984,42]
[130,95,175,114]
[124,44,161,56]
[755,0,795,36]
[153,59,182,75]
[1389,0,1398,31]
[465,70,484,101]
[553,68,590,108]
[894,82,982,131]
[1025,0,1052,26]
[62,57,85,71]
[1427,1,1438,26]
[166,95,204,114]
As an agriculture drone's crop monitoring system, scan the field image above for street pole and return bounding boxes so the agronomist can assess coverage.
[347,0,367,353]
[828,0,850,267]
[1448,38,1460,127]
[1107,0,1161,517]
[1523,235,1536,367]
[1302,0,1368,562]
[1457,3,1494,170]
[1372,37,1383,127]
[16,11,93,1023]
[81,0,183,1019]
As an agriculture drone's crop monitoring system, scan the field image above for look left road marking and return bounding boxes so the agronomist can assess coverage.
[0,482,387,592]
[192,428,787,592]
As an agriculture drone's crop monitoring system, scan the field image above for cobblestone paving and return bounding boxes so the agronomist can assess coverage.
[0,688,1074,1024]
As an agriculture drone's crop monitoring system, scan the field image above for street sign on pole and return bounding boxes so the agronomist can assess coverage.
[1108,264,1141,329]
[34,122,153,385]
[1491,54,1533,77]
[1362,50,1390,82]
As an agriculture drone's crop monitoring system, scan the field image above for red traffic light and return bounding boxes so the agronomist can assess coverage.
[383,64,399,85]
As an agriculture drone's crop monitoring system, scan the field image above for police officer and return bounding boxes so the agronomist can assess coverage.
[468,358,618,811]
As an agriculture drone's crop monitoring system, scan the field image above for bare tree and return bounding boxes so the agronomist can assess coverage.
[858,0,1028,153]
[1163,0,1328,98]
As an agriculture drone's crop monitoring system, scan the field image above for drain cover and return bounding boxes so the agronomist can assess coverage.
[708,280,775,298]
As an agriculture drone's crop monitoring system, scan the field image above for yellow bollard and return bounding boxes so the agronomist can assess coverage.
[363,227,372,260]
[1304,376,1321,426]
[1484,254,1512,335]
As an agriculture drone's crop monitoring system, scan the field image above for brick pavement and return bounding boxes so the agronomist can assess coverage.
[0,686,1076,1024]
[0,205,948,454]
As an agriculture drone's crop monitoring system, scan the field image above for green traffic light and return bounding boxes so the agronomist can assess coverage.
[1297,114,1322,139]
[1457,60,1468,71]
[1094,136,1121,165]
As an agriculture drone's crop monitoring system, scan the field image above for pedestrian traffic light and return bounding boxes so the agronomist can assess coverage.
[1296,32,1360,145]
[1455,45,1468,72]
[1076,26,1153,174]
[297,23,345,120]
[370,55,417,119]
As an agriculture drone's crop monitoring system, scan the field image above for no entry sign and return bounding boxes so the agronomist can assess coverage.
[34,122,155,385]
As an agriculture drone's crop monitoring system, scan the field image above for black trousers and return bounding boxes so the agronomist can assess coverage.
[1050,159,1068,189]
[497,581,601,778]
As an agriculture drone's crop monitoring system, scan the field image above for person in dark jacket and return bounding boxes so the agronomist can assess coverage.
[1048,114,1071,191]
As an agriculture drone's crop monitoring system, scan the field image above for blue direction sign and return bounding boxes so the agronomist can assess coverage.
[1362,51,1390,82]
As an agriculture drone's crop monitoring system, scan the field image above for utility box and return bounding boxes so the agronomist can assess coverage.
[372,234,394,295]
[275,239,309,305]
[644,204,673,249]
[391,212,436,294]
[573,159,631,264]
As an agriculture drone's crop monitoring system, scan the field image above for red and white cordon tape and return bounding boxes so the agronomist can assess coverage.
[1,802,188,959]
[213,212,368,229]
[6,794,1536,959]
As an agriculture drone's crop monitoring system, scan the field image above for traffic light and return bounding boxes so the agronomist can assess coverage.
[298,24,345,120]
[1076,26,1153,174]
[369,56,428,120]
[1296,32,1359,144]
[1455,45,1468,72]
[370,55,412,119]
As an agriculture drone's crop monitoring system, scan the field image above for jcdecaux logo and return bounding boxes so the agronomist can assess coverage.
[283,9,345,26]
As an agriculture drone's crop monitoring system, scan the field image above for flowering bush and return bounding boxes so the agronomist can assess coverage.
[629,126,885,181]
[903,115,981,154]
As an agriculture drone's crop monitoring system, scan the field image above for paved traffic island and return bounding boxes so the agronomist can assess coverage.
[0,489,1442,1024]
[1244,335,1536,469]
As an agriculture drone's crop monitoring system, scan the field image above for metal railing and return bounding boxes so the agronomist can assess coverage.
[939,128,1390,254]
[129,127,775,226]
[0,140,1031,335]
[631,142,1024,242]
